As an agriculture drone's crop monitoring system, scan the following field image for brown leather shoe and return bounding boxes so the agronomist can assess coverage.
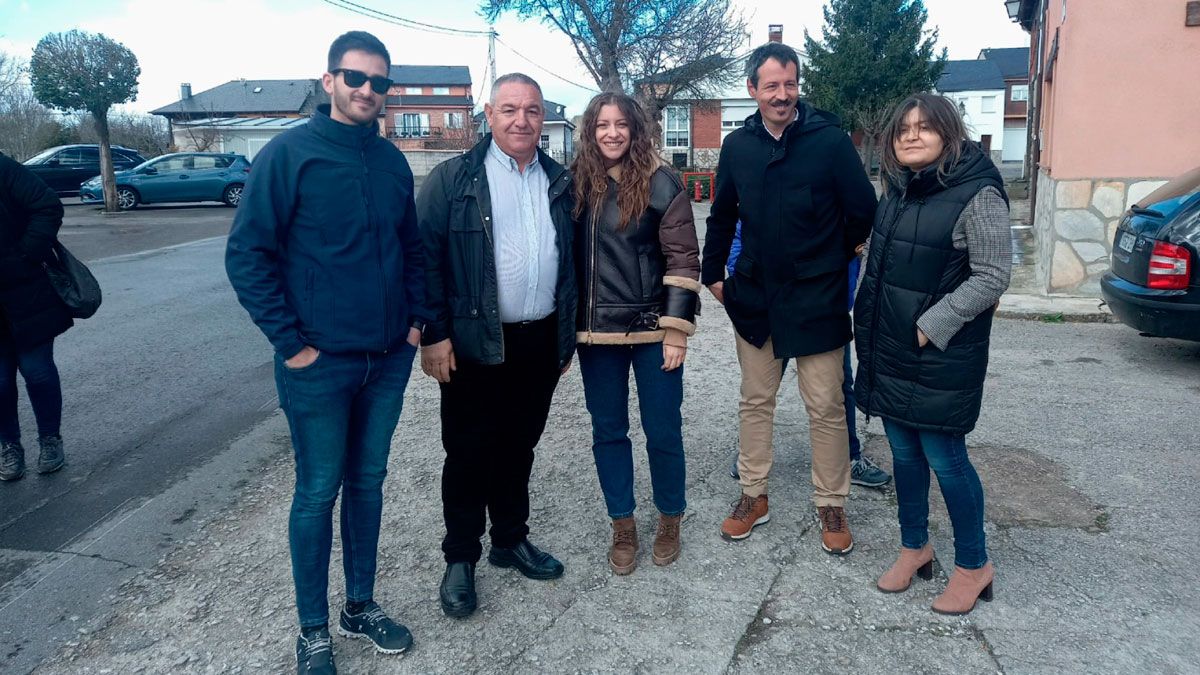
[608,517,638,575]
[877,544,935,593]
[932,562,994,615]
[816,505,854,555]
[652,514,682,566]
[721,494,769,541]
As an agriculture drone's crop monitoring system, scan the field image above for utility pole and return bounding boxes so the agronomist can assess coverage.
[488,26,497,89]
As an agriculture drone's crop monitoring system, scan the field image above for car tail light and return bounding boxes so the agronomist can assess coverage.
[1147,241,1192,290]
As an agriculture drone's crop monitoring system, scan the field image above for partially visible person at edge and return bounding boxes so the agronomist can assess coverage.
[571,92,701,576]
[701,41,877,553]
[0,153,70,481]
[418,73,576,620]
[853,92,1012,616]
[725,224,891,488]
[225,31,428,674]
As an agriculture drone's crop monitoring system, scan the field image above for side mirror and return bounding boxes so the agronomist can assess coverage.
[47,159,60,167]
[141,167,158,175]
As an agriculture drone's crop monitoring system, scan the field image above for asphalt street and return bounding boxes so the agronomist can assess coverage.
[4,199,1199,674]
[0,203,283,673]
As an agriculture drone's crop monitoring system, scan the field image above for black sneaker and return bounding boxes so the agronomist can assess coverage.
[850,456,892,488]
[37,435,64,474]
[337,601,413,654]
[0,441,25,481]
[295,627,335,674]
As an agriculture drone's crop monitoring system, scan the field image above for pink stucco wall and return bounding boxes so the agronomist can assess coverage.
[1039,1,1200,179]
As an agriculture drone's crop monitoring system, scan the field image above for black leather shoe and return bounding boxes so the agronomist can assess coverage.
[487,539,564,580]
[439,562,477,618]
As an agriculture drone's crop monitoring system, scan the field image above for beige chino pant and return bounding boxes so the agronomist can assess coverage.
[734,334,851,507]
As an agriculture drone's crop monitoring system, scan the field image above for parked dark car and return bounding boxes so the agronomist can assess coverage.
[78,152,250,210]
[1101,185,1200,342]
[22,144,146,196]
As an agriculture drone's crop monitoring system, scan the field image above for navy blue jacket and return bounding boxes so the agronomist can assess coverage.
[226,106,428,359]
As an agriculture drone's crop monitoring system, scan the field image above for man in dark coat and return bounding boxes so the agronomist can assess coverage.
[418,73,576,619]
[701,42,877,554]
[0,152,72,480]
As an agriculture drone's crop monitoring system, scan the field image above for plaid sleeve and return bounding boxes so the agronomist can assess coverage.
[917,187,1012,350]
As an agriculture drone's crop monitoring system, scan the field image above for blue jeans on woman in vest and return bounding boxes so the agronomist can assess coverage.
[881,418,987,569]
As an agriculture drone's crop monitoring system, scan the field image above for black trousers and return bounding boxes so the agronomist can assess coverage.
[440,315,561,563]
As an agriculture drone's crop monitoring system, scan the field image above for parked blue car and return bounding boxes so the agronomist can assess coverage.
[1102,186,1200,342]
[79,152,250,210]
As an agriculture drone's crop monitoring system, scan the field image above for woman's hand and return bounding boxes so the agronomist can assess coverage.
[662,343,686,371]
[917,328,930,348]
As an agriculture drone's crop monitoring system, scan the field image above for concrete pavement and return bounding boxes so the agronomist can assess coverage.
[27,297,1200,673]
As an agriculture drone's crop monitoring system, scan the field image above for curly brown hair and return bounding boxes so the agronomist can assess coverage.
[571,92,660,229]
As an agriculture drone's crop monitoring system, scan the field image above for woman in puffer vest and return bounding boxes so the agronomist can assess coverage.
[570,92,700,575]
[854,93,1011,615]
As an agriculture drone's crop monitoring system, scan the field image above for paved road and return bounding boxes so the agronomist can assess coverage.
[24,302,1200,673]
[0,205,286,673]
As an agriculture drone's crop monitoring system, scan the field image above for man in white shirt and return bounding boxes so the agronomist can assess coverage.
[417,73,577,619]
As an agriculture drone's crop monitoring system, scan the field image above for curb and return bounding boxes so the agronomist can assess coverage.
[996,294,1116,324]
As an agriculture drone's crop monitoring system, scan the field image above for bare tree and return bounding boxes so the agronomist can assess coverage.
[31,30,140,212]
[72,111,171,158]
[483,0,748,125]
[0,54,61,162]
[172,112,224,153]
[0,51,23,102]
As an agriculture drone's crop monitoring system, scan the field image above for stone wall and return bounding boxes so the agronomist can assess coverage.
[396,148,469,177]
[1034,174,1168,295]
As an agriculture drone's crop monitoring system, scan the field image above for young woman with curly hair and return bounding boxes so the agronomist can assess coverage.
[571,92,701,575]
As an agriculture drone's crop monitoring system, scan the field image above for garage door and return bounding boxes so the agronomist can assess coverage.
[1002,127,1026,162]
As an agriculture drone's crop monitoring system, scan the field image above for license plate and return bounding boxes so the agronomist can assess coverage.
[1118,232,1136,253]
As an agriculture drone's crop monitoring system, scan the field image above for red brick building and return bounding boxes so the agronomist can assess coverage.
[383,65,475,151]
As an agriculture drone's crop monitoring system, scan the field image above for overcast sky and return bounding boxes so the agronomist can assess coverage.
[0,0,1029,118]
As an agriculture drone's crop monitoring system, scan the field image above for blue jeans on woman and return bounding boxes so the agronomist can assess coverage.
[577,343,686,519]
[274,344,417,629]
[882,418,987,569]
[0,336,61,443]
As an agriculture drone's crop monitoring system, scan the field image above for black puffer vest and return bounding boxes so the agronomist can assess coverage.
[853,143,1005,435]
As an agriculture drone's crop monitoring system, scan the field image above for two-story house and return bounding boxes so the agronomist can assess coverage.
[978,47,1031,163]
[384,65,474,150]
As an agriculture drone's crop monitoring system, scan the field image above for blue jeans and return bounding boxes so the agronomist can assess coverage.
[843,346,860,460]
[274,344,417,629]
[577,343,686,518]
[882,419,987,569]
[0,335,61,443]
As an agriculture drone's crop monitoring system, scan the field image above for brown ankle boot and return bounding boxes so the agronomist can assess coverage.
[609,517,638,575]
[652,514,682,566]
[876,544,935,593]
[932,562,995,615]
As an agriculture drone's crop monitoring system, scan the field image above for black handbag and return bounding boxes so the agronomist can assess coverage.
[43,241,102,319]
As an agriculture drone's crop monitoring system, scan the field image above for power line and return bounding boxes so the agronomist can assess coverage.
[321,0,493,36]
[493,36,600,93]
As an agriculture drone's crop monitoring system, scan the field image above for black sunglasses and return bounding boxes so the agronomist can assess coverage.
[331,68,393,95]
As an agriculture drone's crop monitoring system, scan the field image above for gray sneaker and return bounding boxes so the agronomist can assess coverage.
[850,456,891,488]
[728,448,740,480]
[37,435,65,474]
[0,441,25,481]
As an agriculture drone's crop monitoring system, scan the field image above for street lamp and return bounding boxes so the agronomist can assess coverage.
[1005,0,1022,20]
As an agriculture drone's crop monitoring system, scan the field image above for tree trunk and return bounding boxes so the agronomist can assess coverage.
[861,132,876,176]
[94,110,119,212]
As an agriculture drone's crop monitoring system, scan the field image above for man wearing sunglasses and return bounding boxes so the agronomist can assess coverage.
[226,30,427,675]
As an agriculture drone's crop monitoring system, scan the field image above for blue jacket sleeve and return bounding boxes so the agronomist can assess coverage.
[398,171,429,327]
[224,140,306,359]
[726,221,742,278]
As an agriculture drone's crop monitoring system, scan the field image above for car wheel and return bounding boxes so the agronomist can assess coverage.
[117,186,140,210]
[223,183,244,207]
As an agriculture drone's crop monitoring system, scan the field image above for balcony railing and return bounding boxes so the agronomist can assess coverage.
[388,126,434,139]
